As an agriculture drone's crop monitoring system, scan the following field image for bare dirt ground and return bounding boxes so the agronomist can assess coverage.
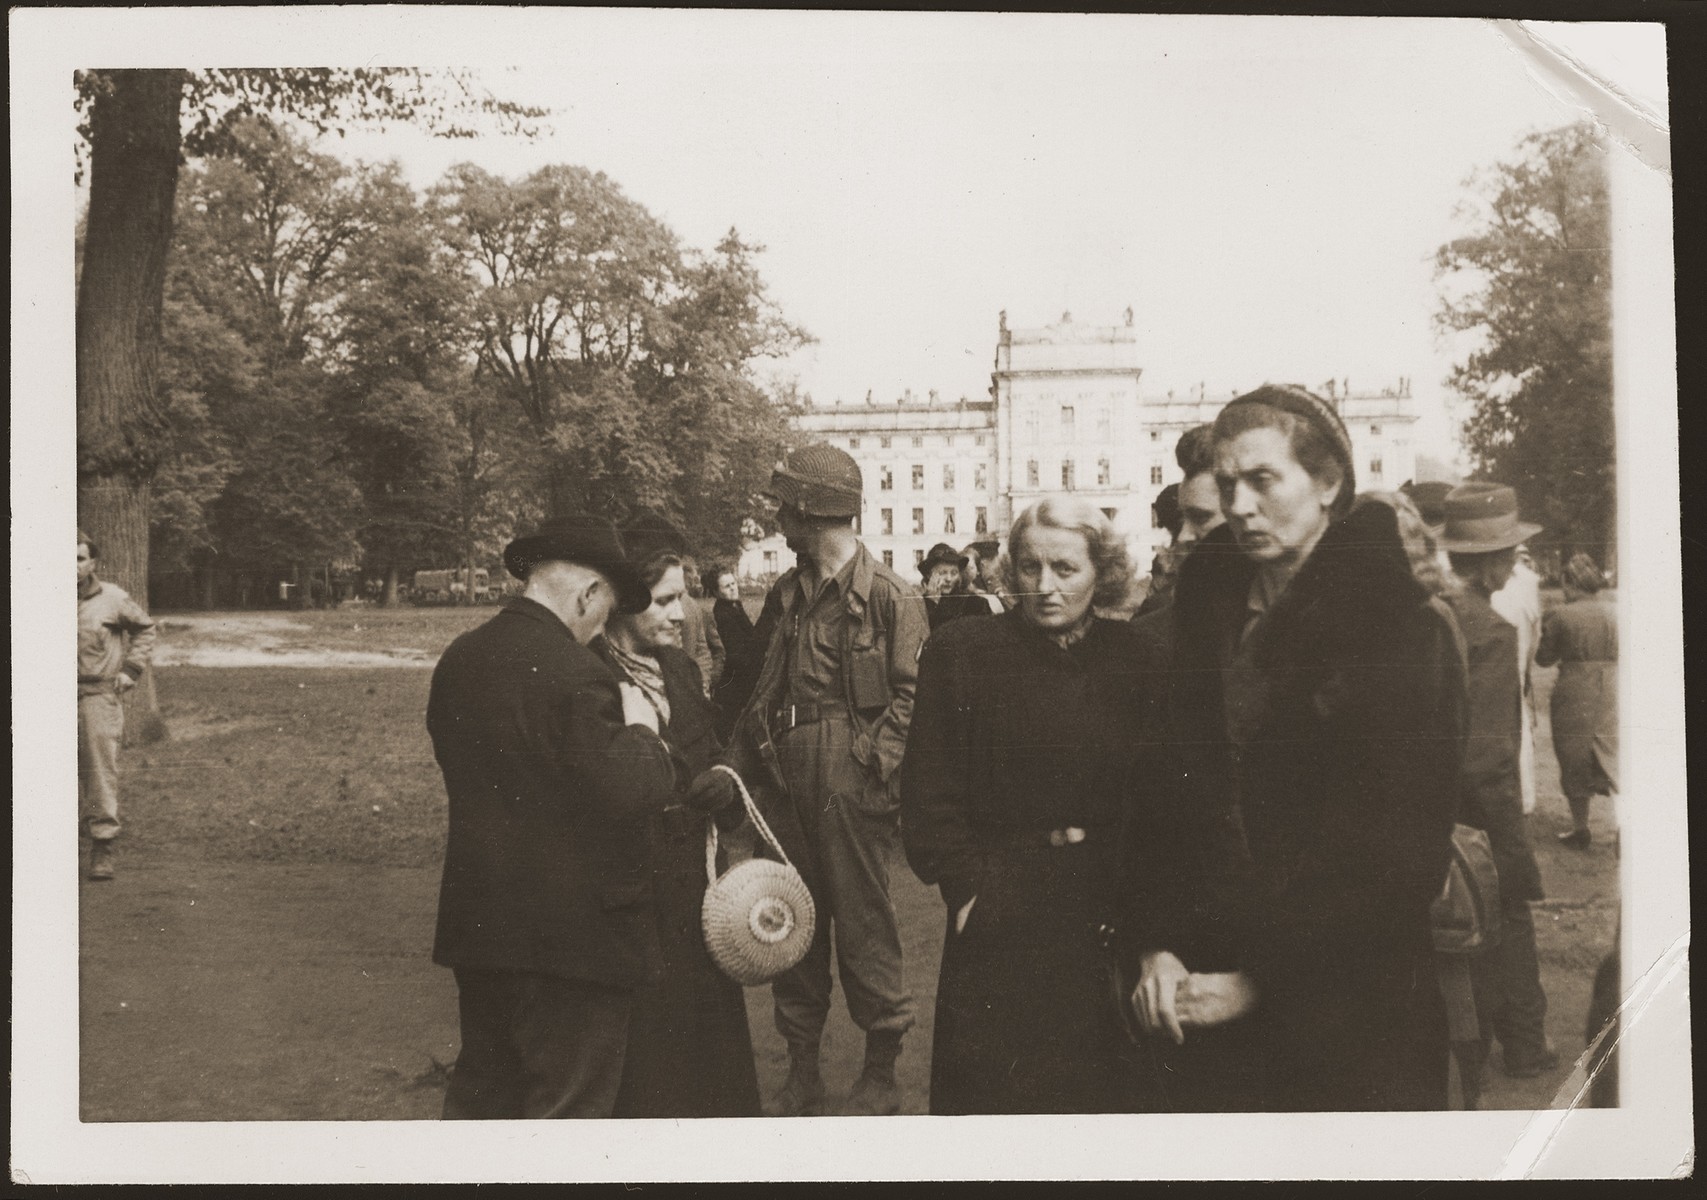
[79,607,1619,1121]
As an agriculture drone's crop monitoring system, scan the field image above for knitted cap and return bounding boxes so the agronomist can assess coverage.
[763,443,863,518]
[1217,384,1356,516]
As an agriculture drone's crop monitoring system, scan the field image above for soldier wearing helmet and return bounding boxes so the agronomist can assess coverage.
[689,443,929,1116]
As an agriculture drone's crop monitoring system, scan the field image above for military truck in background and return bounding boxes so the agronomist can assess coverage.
[410,567,492,605]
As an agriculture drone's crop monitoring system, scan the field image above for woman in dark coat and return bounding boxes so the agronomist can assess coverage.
[600,549,761,1119]
[1165,386,1467,1111]
[706,565,763,744]
[901,497,1168,1114]
[1537,552,1618,847]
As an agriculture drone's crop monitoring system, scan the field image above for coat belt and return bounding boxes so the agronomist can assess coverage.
[771,701,848,734]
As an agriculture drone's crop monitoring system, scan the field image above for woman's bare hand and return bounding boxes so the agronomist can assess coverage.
[1132,950,1190,1044]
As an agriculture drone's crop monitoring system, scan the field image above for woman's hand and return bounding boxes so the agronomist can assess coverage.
[1176,971,1259,1028]
[1132,950,1190,1045]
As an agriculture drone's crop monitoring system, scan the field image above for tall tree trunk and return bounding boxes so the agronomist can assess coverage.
[383,564,399,607]
[77,69,186,738]
[462,542,478,606]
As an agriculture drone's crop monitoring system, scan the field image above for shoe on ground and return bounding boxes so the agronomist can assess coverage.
[1503,1045,1562,1079]
[768,1056,825,1117]
[88,841,116,881]
[1556,829,1591,849]
[843,1065,901,1116]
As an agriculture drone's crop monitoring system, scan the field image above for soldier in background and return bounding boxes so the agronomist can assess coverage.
[691,444,929,1116]
[78,528,157,882]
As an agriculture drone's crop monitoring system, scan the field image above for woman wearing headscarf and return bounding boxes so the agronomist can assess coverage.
[900,497,1169,1113]
[600,534,761,1118]
[1161,385,1467,1111]
[1537,552,1618,848]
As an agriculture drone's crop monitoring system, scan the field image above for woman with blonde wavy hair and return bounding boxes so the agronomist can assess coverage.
[900,496,1165,1113]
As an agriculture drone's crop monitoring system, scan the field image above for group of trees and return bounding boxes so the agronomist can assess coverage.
[76,69,805,611]
[1435,120,1614,564]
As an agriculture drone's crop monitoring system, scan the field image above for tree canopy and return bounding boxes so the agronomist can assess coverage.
[134,108,806,606]
[1434,121,1613,561]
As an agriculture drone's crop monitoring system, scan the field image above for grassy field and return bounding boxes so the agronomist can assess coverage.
[81,606,1619,1121]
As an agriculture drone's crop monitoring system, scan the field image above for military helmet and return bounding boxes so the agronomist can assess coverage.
[763,443,862,518]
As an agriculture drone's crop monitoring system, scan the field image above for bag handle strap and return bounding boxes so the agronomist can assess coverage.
[704,764,795,885]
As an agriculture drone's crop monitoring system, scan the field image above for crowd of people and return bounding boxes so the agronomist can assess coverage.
[75,381,1618,1117]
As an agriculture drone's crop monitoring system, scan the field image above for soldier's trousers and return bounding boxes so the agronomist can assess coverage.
[771,715,914,1047]
[79,691,124,842]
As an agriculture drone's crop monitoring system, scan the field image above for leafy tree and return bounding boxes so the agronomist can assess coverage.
[430,162,684,516]
[1434,121,1613,560]
[74,67,545,622]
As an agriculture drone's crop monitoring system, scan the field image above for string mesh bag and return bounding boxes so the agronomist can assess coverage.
[701,765,816,986]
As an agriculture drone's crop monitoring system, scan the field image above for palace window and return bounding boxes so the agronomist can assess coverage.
[912,436,924,449]
[882,550,894,568]
[1062,459,1076,490]
[1097,456,1111,486]
[880,436,892,449]
[943,464,955,491]
[850,437,861,449]
[1061,405,1076,439]
[914,548,925,567]
[1097,410,1112,442]
[1150,430,1160,442]
[974,463,988,490]
[881,508,894,535]
[912,464,925,490]
[1026,459,1040,488]
[1369,456,1383,480]
[1370,424,1381,438]
[944,508,957,535]
[975,507,989,535]
[912,508,925,535]
[975,435,986,448]
[880,466,893,491]
[1150,465,1164,485]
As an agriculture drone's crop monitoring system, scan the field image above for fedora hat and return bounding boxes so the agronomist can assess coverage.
[503,514,651,614]
[919,542,968,579]
[1438,483,1542,554]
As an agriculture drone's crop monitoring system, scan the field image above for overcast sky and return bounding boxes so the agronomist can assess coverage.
[103,13,1673,467]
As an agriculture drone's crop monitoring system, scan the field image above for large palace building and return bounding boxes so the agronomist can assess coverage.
[740,310,1418,581]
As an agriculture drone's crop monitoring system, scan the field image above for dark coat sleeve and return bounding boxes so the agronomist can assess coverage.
[1241,599,1466,993]
[1115,610,1256,974]
[899,628,984,913]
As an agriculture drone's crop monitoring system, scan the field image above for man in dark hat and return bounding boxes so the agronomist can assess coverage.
[691,443,929,1116]
[1438,484,1559,1086]
[920,543,985,631]
[427,514,685,1119]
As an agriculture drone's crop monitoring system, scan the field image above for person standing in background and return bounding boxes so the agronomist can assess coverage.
[1136,424,1222,619]
[920,543,986,632]
[1537,552,1619,848]
[1441,484,1558,1082]
[675,551,724,699]
[78,528,158,882]
[959,543,1005,614]
[1492,544,1544,816]
[706,564,763,742]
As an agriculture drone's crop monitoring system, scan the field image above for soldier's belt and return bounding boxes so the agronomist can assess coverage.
[771,702,849,734]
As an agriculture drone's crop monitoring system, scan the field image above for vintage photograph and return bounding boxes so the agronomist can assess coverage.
[13,5,1688,1184]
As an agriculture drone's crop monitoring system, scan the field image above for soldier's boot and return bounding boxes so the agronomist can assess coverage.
[769,1042,825,1117]
[843,1030,903,1116]
[88,840,116,882]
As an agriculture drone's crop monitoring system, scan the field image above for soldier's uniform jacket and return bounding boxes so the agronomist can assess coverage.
[78,577,156,697]
[722,543,928,871]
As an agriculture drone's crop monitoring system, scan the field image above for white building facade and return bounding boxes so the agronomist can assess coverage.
[740,311,1419,581]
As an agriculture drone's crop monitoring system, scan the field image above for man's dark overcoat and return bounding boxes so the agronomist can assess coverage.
[428,596,676,988]
[1167,502,1467,1111]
